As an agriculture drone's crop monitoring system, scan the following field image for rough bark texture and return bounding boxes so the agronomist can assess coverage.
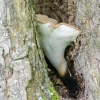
[1,0,100,100]
[34,0,76,25]
[0,0,58,100]
[75,0,100,100]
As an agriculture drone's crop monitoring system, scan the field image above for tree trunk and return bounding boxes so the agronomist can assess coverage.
[75,0,100,100]
[1,0,100,100]
[0,0,58,100]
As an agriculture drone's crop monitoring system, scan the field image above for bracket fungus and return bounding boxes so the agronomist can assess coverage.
[36,14,81,87]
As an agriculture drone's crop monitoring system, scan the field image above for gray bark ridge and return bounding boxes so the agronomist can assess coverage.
[76,0,100,100]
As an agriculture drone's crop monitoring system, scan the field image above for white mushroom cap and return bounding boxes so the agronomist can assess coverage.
[36,14,80,76]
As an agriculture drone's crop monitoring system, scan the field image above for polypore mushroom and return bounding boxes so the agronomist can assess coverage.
[36,14,80,86]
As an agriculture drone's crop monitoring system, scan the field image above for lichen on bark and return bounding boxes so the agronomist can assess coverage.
[0,0,58,100]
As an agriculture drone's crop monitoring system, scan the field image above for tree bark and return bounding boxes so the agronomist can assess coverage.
[75,0,100,100]
[34,0,76,25]
[0,0,58,100]
[1,0,100,100]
